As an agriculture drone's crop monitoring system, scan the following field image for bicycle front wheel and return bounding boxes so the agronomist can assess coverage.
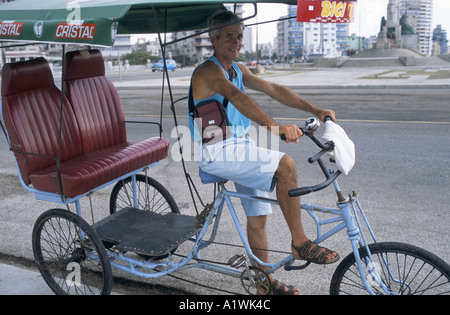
[330,242,450,295]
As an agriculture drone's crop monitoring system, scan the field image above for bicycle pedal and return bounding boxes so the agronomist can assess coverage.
[228,254,246,268]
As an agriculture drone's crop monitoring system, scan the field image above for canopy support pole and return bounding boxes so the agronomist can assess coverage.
[151,5,204,215]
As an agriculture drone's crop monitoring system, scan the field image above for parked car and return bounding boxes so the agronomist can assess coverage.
[152,59,177,72]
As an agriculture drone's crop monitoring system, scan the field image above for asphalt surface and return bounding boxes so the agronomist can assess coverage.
[1,64,450,295]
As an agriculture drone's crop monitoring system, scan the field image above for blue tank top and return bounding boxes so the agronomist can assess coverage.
[188,56,251,141]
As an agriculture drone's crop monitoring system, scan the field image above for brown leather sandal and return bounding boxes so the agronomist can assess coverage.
[292,240,340,265]
[271,279,299,295]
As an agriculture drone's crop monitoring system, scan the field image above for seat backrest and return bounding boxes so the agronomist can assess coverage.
[63,49,127,153]
[1,57,82,185]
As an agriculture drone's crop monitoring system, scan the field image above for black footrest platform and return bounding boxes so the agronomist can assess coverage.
[95,207,200,257]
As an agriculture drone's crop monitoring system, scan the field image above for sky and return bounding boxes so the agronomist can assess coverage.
[244,0,450,44]
[133,1,450,48]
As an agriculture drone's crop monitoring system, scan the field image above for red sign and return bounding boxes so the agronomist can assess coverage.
[297,0,357,23]
[0,22,24,37]
[55,23,97,40]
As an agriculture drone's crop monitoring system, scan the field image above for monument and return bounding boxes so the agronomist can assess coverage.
[375,0,419,52]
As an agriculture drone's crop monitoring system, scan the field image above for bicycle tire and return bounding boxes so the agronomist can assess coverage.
[109,174,179,215]
[32,209,113,295]
[109,175,180,260]
[330,242,450,295]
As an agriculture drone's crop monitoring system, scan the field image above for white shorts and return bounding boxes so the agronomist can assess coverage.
[198,136,285,217]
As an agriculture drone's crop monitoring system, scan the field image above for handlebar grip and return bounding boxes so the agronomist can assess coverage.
[280,127,308,142]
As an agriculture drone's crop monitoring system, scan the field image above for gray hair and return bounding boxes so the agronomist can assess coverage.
[208,10,244,39]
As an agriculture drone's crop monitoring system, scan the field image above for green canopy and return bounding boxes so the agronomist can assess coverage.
[0,0,297,46]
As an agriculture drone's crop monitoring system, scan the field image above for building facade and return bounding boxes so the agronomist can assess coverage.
[169,4,248,65]
[399,0,433,55]
[277,5,349,62]
[432,24,449,55]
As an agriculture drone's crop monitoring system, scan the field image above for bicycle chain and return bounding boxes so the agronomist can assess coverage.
[195,202,214,228]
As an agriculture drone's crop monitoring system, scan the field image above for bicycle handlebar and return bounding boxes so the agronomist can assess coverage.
[282,117,342,197]
[288,170,340,197]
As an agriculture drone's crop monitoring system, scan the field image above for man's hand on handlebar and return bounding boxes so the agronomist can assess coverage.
[316,109,336,123]
[277,124,303,143]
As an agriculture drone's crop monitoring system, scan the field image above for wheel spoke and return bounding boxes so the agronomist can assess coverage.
[33,209,112,295]
[330,242,450,295]
[110,175,179,215]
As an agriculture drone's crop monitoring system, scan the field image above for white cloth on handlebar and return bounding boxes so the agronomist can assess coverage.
[321,121,355,175]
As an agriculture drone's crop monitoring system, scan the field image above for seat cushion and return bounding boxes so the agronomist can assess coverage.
[29,137,169,198]
[63,50,127,153]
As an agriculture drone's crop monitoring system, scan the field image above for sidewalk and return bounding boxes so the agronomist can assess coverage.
[0,263,53,295]
[112,66,450,90]
[0,256,193,295]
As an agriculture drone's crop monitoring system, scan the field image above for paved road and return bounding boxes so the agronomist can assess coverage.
[1,67,449,295]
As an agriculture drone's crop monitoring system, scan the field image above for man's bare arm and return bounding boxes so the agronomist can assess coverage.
[239,64,335,122]
[195,63,303,142]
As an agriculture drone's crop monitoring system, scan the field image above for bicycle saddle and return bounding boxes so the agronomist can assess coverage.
[199,168,228,184]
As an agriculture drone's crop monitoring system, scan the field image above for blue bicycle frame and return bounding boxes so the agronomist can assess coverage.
[99,167,393,295]
[192,175,389,295]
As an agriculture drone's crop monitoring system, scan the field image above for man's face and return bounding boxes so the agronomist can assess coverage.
[211,23,243,61]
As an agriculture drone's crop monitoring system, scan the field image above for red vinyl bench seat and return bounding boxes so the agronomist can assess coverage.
[28,137,169,198]
[1,52,169,199]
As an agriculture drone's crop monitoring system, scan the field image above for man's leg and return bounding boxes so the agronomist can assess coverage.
[274,155,338,261]
[247,215,300,295]
[247,215,269,266]
[274,155,308,246]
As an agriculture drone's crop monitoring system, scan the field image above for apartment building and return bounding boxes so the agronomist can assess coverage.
[399,0,433,55]
[433,24,449,55]
[169,4,250,65]
[277,5,349,62]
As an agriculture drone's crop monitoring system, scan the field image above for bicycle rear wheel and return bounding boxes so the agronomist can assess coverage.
[330,242,450,295]
[109,174,179,214]
[109,175,180,260]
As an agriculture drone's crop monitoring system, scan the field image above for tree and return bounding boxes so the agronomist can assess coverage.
[236,53,247,62]
[122,51,158,65]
